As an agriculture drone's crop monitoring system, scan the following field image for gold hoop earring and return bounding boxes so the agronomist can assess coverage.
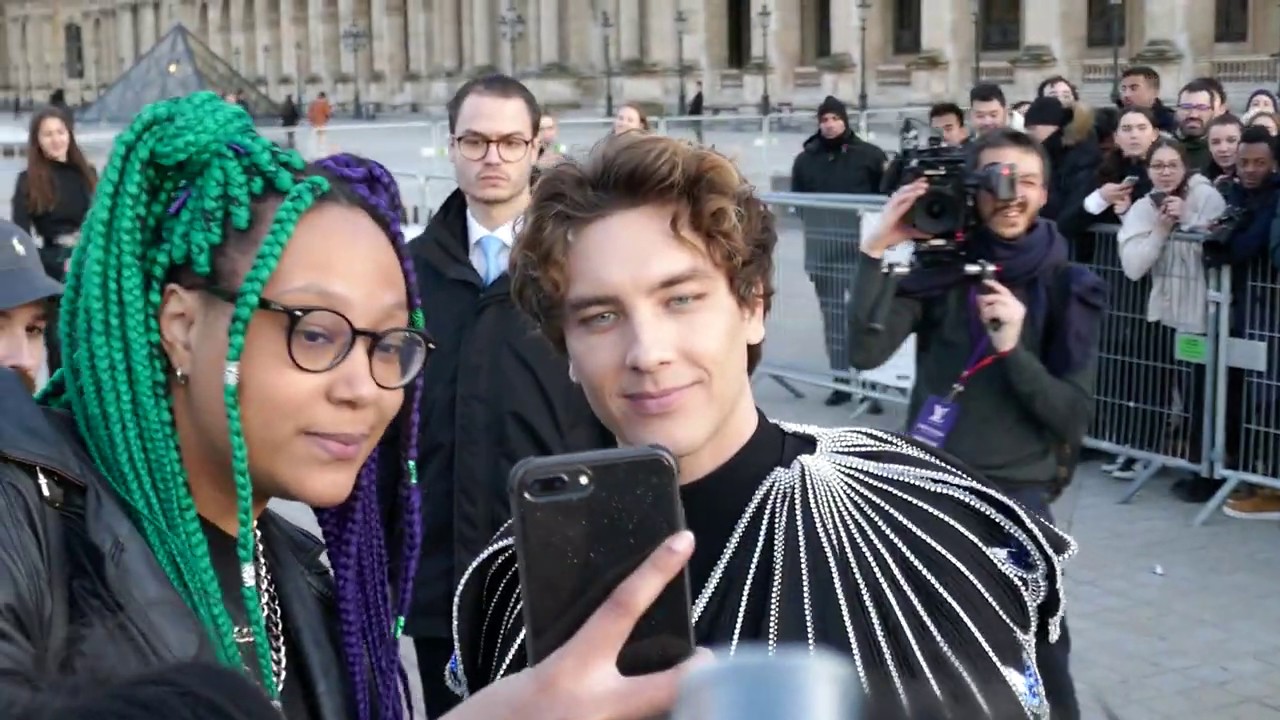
[568,364,578,384]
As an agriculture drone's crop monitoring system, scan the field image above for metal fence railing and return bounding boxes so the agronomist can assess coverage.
[757,192,1279,526]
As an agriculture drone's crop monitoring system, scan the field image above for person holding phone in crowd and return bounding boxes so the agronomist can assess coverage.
[450,133,1080,720]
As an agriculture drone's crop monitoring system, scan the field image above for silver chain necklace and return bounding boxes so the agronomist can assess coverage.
[235,524,288,709]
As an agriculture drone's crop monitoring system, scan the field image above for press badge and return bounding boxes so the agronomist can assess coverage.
[909,395,960,447]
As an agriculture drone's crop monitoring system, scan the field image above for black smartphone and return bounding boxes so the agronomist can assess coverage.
[509,445,694,676]
[1148,190,1169,207]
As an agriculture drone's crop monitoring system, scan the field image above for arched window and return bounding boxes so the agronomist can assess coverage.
[1214,0,1248,43]
[979,0,1020,52]
[1086,0,1125,48]
[893,0,921,55]
[64,23,85,79]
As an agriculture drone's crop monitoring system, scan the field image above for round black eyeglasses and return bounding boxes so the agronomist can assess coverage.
[205,289,432,389]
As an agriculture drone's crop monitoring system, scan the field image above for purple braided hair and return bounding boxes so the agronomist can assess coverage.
[312,153,426,720]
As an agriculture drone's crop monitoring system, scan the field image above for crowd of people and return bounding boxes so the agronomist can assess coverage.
[788,66,1280,521]
[0,62,1273,720]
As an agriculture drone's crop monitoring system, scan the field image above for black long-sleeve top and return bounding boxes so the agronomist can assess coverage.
[11,163,93,243]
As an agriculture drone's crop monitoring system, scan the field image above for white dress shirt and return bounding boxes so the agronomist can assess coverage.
[466,209,520,281]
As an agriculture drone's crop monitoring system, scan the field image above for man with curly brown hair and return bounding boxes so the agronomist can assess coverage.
[448,133,1081,720]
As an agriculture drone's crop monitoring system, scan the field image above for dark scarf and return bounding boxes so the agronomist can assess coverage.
[897,219,1106,377]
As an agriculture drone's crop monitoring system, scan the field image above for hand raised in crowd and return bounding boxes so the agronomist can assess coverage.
[977,280,1027,354]
[1155,195,1183,231]
[1112,196,1133,216]
[1098,182,1133,207]
[444,531,710,720]
[860,178,934,259]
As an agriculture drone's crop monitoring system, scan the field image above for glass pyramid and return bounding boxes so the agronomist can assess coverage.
[77,23,284,125]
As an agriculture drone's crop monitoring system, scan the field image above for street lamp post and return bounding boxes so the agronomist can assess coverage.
[758,4,772,116]
[295,41,304,104]
[233,47,242,73]
[971,0,980,86]
[601,11,615,117]
[263,44,271,89]
[341,24,369,119]
[857,0,870,113]
[675,10,688,115]
[498,4,526,76]
[1109,0,1123,105]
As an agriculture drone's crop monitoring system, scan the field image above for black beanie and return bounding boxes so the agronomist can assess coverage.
[1024,96,1067,128]
[817,95,849,124]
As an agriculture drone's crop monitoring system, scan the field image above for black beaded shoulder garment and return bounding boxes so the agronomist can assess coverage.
[446,418,1077,720]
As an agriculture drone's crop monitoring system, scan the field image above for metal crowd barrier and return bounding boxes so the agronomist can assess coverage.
[1069,226,1223,516]
[757,192,1278,525]
[1198,261,1280,525]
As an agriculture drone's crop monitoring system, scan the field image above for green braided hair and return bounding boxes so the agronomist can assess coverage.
[38,91,332,698]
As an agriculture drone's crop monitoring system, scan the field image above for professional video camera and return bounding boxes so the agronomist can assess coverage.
[892,120,1018,274]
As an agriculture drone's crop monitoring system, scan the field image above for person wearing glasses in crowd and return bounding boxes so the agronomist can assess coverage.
[1175,78,1224,173]
[404,73,611,719]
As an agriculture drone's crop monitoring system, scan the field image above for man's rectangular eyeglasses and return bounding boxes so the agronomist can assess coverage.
[204,288,433,389]
[452,134,533,162]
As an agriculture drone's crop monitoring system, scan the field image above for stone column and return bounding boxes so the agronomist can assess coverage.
[826,0,854,60]
[644,0,675,66]
[1133,0,1190,88]
[437,0,461,72]
[371,0,389,77]
[255,0,272,81]
[118,5,137,69]
[380,0,408,84]
[1011,0,1062,97]
[566,0,593,71]
[909,0,960,101]
[280,0,299,91]
[473,0,494,69]
[306,0,324,79]
[82,16,96,91]
[618,0,640,64]
[407,0,427,73]
[139,2,156,49]
[538,0,560,66]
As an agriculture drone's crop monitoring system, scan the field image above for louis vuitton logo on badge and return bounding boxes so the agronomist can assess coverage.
[929,404,950,424]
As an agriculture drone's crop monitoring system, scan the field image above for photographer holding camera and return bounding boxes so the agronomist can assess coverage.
[849,129,1108,522]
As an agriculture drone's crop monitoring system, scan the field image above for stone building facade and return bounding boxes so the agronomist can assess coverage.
[2,0,1278,114]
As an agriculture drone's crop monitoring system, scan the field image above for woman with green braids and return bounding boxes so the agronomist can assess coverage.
[0,91,435,719]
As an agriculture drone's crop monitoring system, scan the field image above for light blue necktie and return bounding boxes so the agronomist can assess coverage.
[478,234,504,285]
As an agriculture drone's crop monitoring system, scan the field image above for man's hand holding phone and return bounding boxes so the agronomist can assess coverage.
[447,532,711,720]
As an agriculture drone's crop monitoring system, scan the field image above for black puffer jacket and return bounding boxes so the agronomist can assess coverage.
[0,370,357,720]
[790,129,887,273]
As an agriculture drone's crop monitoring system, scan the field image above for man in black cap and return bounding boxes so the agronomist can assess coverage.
[0,220,62,393]
[1024,96,1103,241]
[789,95,886,407]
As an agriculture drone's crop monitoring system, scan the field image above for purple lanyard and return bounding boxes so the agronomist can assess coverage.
[964,287,992,370]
